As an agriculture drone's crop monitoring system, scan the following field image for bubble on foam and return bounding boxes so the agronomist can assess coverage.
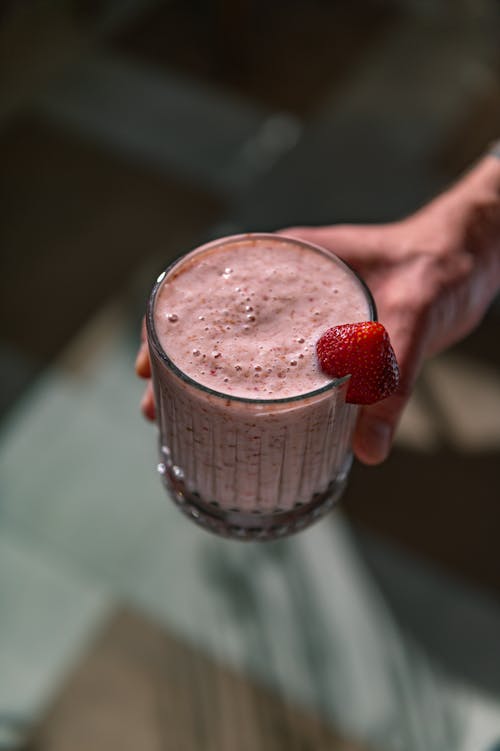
[167,313,179,323]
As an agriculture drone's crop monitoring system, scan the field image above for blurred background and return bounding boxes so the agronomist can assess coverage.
[1,1,500,749]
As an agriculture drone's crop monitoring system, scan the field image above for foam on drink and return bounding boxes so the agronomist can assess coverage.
[154,235,369,398]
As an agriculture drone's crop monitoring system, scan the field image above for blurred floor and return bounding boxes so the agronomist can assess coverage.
[2,307,500,751]
[23,609,370,751]
[1,1,500,749]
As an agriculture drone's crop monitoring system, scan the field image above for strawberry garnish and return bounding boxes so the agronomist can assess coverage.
[316,321,399,405]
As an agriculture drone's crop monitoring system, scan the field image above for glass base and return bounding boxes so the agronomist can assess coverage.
[157,456,349,541]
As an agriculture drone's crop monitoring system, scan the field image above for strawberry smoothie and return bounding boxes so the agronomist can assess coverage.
[146,233,375,539]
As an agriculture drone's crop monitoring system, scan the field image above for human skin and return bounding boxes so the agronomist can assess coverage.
[136,153,500,465]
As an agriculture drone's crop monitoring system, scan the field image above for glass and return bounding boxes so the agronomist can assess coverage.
[146,234,375,540]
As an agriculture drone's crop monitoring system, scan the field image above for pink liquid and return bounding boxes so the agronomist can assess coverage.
[147,234,373,538]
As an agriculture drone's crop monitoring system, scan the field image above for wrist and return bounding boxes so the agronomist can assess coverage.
[432,154,500,286]
[449,151,500,206]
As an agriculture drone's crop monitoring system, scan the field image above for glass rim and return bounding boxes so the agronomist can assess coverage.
[146,232,377,405]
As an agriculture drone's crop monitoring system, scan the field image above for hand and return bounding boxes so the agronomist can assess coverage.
[136,155,500,465]
[135,318,155,420]
[283,156,500,463]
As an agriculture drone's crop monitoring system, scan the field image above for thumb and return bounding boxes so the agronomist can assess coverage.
[352,392,409,465]
[352,326,423,464]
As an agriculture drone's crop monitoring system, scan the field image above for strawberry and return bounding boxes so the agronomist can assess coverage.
[316,321,399,405]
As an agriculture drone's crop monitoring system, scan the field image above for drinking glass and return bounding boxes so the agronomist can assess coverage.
[146,234,375,540]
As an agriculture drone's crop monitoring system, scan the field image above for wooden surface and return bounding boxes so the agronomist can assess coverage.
[25,609,371,751]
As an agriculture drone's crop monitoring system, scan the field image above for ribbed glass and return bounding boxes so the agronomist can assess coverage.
[147,234,375,540]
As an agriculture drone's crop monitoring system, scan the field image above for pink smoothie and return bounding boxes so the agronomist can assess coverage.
[147,234,374,538]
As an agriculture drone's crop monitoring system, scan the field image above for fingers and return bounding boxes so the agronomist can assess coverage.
[352,316,426,464]
[136,319,151,377]
[135,341,151,378]
[141,381,156,421]
[280,225,356,251]
[136,318,154,420]
[279,225,381,264]
[352,391,408,465]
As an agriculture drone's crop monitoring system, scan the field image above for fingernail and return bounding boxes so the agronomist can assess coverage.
[359,418,392,465]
